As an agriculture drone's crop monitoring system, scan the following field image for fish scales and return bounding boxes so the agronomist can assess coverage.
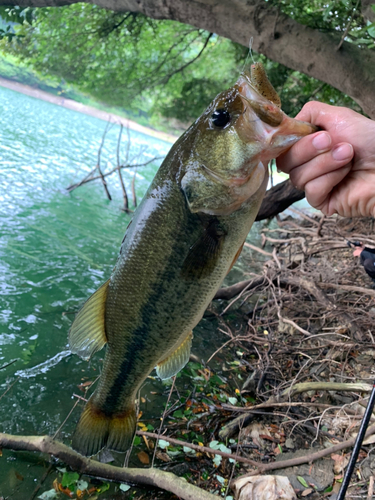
[69,62,317,456]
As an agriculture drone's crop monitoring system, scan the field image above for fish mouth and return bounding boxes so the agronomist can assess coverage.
[201,164,257,188]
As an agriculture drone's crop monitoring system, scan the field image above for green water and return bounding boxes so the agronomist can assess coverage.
[0,86,269,498]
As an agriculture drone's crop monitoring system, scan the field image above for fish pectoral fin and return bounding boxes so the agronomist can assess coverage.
[156,331,193,380]
[181,219,226,280]
[69,279,110,360]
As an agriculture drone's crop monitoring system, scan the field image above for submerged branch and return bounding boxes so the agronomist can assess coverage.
[66,156,164,192]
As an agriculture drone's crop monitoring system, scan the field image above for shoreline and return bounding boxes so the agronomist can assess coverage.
[0,77,178,144]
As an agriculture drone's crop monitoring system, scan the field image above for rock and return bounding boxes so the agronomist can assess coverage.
[232,475,296,500]
[285,438,295,449]
[271,448,334,492]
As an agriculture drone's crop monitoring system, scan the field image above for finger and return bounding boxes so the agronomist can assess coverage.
[294,101,334,125]
[289,143,354,190]
[303,164,352,210]
[277,131,332,174]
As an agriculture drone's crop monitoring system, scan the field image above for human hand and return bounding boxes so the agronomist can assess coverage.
[276,102,375,218]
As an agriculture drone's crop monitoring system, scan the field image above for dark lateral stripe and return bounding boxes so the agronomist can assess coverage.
[103,209,200,413]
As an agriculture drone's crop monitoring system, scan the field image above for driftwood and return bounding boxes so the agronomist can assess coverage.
[256,179,305,221]
[0,433,217,500]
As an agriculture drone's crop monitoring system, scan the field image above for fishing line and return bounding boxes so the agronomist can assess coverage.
[242,36,256,73]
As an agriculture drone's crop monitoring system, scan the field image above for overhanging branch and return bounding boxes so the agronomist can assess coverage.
[1,0,374,117]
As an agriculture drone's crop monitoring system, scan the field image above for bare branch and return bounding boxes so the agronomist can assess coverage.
[0,433,217,500]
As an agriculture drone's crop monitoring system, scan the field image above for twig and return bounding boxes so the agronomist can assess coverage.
[66,156,164,192]
[367,475,374,500]
[281,381,373,399]
[137,430,259,467]
[116,124,129,212]
[214,275,270,300]
[244,242,273,256]
[238,422,375,477]
[53,398,80,439]
[131,170,137,207]
[151,377,176,467]
[316,214,326,237]
[288,206,320,226]
[0,377,19,402]
[278,314,311,336]
[336,0,360,51]
[0,359,18,370]
[318,282,375,298]
[29,463,54,500]
[96,121,113,201]
[162,32,213,85]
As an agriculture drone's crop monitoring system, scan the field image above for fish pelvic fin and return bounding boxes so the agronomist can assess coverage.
[156,331,193,380]
[226,241,245,275]
[72,398,137,457]
[69,279,110,360]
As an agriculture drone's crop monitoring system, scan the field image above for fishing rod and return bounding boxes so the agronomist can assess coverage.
[336,381,375,500]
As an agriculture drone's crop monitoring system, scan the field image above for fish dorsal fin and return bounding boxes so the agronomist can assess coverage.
[69,279,110,360]
[156,331,193,380]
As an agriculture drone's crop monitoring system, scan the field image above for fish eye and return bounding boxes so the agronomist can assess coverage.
[211,109,231,128]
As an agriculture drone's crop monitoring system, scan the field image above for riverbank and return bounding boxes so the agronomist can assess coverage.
[0,76,178,144]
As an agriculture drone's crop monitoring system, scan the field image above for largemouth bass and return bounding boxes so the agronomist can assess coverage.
[69,63,316,457]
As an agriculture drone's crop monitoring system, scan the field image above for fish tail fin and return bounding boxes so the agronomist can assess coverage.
[107,407,137,452]
[72,399,137,457]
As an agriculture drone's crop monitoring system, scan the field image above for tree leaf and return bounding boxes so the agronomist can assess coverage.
[158,439,170,449]
[38,490,59,500]
[76,480,88,490]
[137,450,150,464]
[367,23,375,38]
[228,397,238,405]
[61,471,79,488]
[297,476,309,488]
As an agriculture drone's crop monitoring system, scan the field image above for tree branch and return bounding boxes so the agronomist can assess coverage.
[2,0,375,117]
[0,433,218,500]
[255,179,305,221]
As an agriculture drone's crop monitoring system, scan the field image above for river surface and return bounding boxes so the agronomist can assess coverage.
[0,86,268,498]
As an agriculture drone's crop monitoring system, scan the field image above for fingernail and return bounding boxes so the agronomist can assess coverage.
[312,132,331,151]
[332,143,353,161]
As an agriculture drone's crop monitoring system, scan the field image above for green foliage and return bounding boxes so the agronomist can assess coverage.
[0,6,34,41]
[272,0,373,45]
[61,471,79,490]
[3,5,239,123]
[0,1,367,126]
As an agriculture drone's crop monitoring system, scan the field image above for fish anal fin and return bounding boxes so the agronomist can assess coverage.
[227,241,245,275]
[156,331,193,380]
[69,279,110,360]
[181,219,226,280]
